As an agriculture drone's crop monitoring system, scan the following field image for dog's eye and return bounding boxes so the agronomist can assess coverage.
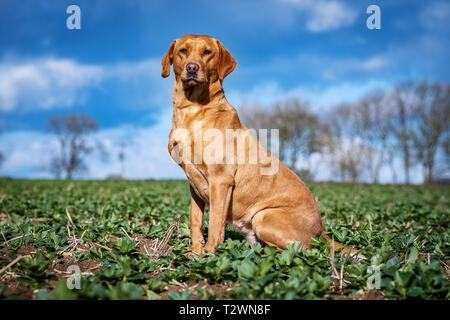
[203,49,212,55]
[180,48,188,54]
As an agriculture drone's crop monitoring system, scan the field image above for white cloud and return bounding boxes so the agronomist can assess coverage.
[87,108,184,179]
[105,58,173,109]
[420,1,450,30]
[360,57,387,71]
[236,52,388,84]
[0,56,169,112]
[228,79,392,111]
[319,55,388,80]
[0,130,56,178]
[280,0,357,32]
[0,58,104,111]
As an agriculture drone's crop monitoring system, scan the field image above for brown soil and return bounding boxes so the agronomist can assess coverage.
[0,244,102,300]
[47,255,102,277]
[17,245,38,256]
[133,234,174,258]
[1,278,35,299]
[108,235,119,244]
[0,246,36,299]
[353,289,386,300]
[325,289,386,300]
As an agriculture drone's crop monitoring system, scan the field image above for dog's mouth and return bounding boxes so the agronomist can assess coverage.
[183,75,202,86]
[186,77,198,83]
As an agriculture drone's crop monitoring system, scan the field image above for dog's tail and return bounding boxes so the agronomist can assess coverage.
[322,233,365,261]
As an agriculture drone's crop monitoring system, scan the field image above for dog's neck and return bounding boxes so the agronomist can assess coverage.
[172,78,225,109]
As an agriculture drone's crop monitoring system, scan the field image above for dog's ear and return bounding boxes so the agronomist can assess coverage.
[161,40,176,78]
[216,40,237,81]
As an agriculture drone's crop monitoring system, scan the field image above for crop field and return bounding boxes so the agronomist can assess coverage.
[0,179,448,300]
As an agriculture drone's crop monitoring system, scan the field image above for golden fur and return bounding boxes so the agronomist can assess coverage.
[162,34,356,256]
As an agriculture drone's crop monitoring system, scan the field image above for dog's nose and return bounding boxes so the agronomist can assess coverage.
[186,63,199,74]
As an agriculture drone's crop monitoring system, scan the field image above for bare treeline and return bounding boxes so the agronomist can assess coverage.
[47,113,107,179]
[240,80,450,184]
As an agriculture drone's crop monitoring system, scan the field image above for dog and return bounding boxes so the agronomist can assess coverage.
[162,34,358,257]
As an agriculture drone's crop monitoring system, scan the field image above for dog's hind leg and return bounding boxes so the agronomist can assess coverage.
[251,208,322,250]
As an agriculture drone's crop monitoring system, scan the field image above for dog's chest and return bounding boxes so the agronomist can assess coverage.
[168,105,202,163]
[169,109,210,203]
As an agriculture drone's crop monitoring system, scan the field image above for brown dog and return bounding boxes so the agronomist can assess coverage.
[162,34,356,256]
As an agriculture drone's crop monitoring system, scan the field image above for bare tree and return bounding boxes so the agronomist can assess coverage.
[240,81,449,185]
[325,105,369,182]
[344,92,393,183]
[334,141,372,183]
[0,122,4,167]
[387,82,418,184]
[240,99,328,179]
[436,129,450,181]
[47,113,104,179]
[239,103,274,134]
[333,81,449,184]
[412,82,450,183]
[118,142,126,179]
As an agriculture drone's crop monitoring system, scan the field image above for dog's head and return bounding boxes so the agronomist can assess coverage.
[161,34,236,87]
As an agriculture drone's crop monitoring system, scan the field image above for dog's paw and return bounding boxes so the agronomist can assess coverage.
[187,245,204,257]
[203,243,217,254]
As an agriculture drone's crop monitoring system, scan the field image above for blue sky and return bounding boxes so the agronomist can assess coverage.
[0,0,449,181]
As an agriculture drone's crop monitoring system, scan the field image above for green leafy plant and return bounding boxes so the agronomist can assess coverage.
[0,179,448,300]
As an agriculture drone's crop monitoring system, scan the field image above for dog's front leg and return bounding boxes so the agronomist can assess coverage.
[204,177,234,254]
[188,185,205,255]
